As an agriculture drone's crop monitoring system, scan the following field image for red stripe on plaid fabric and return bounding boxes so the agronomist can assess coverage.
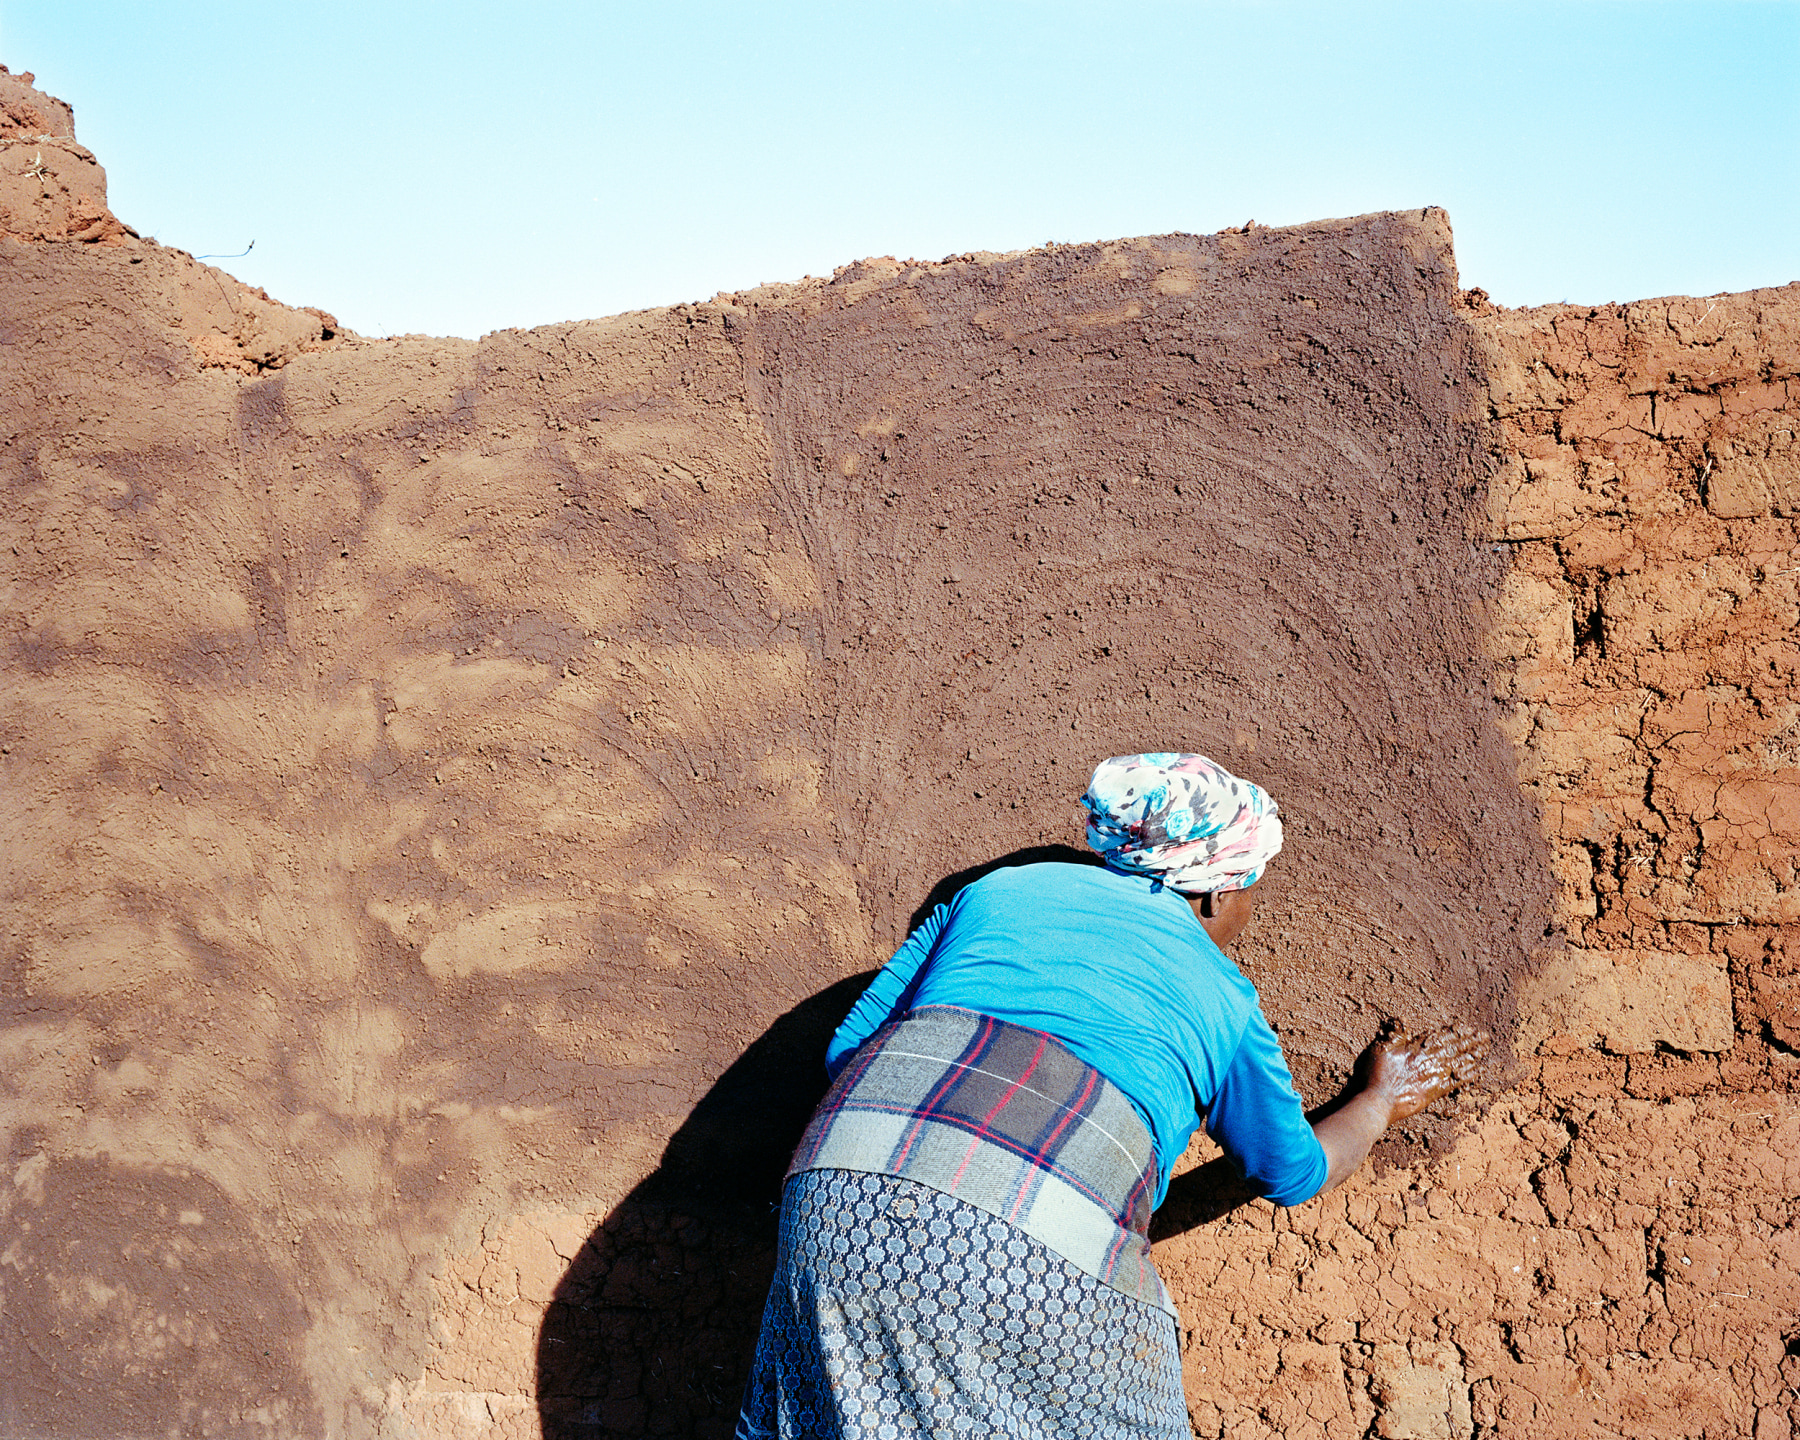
[890,1014,1000,1171]
[947,1035,1047,1193]
[800,1098,1125,1213]
[1007,1064,1097,1222]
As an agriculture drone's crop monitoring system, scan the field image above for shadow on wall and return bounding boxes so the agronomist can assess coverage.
[535,846,1272,1438]
[534,972,867,1439]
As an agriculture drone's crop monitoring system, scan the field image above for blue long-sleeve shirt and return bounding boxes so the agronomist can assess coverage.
[826,862,1328,1207]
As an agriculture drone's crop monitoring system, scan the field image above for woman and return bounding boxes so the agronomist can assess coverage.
[738,753,1486,1439]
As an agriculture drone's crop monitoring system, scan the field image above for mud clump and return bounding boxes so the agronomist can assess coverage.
[1,69,1795,1440]
[0,65,136,246]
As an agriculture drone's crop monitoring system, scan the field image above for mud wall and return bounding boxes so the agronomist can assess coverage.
[1,70,1795,1440]
[1157,287,1800,1440]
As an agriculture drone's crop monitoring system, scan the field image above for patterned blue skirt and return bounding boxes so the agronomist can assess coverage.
[736,1169,1188,1439]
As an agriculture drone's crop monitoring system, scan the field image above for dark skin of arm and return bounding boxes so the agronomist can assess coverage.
[1192,886,1491,1195]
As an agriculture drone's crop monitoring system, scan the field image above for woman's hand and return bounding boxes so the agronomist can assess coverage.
[1310,1022,1492,1194]
[1363,1023,1491,1125]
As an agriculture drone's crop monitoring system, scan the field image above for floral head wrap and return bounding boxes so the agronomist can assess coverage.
[1081,753,1283,894]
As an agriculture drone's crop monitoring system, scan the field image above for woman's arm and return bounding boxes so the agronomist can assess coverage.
[1205,1009,1330,1206]
[1312,1024,1490,1192]
[823,903,950,1077]
[1209,1017,1490,1204]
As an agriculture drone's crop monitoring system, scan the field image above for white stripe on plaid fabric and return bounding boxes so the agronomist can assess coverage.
[788,1006,1174,1316]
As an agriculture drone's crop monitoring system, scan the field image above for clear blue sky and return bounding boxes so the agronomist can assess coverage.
[7,1,1797,339]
